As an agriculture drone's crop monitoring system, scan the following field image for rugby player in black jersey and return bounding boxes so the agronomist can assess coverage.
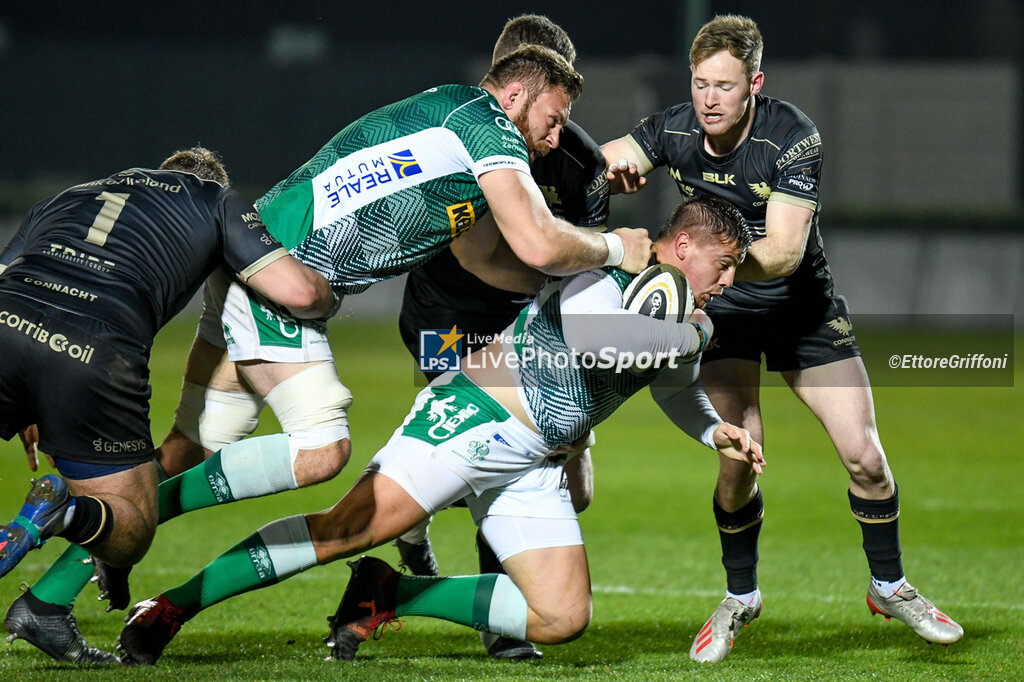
[395,14,609,661]
[602,14,962,662]
[0,148,335,663]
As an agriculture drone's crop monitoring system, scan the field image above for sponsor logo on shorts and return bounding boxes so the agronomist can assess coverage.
[827,316,857,347]
[558,469,571,501]
[0,309,96,364]
[425,395,480,440]
[492,433,511,447]
[460,439,490,463]
[446,201,476,238]
[92,439,149,453]
[21,277,98,302]
[388,149,423,179]
[419,326,463,373]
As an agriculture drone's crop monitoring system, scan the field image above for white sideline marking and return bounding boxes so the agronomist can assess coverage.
[591,584,1023,610]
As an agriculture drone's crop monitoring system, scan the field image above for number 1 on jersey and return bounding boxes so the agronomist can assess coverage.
[86,192,130,246]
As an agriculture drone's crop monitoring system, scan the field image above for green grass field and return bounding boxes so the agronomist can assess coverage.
[1,318,1022,680]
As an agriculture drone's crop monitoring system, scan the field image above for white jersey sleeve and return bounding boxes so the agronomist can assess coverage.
[648,365,722,450]
[559,270,704,358]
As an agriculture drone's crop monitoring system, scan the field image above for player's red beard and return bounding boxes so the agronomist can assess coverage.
[513,105,550,160]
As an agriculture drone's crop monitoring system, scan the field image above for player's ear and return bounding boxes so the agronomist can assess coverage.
[503,82,527,112]
[750,71,764,96]
[675,230,691,259]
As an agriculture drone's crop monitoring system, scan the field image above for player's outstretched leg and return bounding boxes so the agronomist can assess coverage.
[4,588,118,665]
[475,531,542,661]
[324,556,402,660]
[0,476,73,578]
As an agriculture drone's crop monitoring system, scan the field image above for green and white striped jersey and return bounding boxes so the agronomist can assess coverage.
[509,268,652,446]
[256,84,531,294]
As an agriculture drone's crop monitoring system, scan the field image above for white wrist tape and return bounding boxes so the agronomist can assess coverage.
[600,231,625,267]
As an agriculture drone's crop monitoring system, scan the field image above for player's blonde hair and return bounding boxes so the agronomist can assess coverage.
[690,14,763,81]
[481,44,584,102]
[159,146,230,186]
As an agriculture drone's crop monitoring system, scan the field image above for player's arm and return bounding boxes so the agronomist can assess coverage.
[601,136,652,194]
[449,213,547,294]
[560,270,707,359]
[219,188,337,319]
[649,367,765,474]
[735,199,812,281]
[244,254,337,319]
[478,168,651,275]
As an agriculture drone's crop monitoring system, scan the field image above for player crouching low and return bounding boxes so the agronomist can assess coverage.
[116,195,758,664]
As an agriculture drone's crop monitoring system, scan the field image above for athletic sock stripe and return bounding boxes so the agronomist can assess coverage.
[13,516,41,545]
[472,574,499,631]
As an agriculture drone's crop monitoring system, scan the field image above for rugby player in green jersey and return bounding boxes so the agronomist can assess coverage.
[116,194,759,666]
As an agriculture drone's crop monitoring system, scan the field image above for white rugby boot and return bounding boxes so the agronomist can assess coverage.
[689,592,761,662]
[866,581,963,645]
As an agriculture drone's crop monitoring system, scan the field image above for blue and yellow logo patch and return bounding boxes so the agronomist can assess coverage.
[388,149,423,178]
[418,326,464,373]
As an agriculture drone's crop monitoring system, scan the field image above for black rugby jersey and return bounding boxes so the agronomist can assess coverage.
[401,120,609,343]
[629,94,833,308]
[0,169,286,341]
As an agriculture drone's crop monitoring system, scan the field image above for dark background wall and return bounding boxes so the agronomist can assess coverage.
[2,0,1021,195]
[1,2,1022,320]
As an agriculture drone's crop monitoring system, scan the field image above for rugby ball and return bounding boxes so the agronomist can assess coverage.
[621,263,695,322]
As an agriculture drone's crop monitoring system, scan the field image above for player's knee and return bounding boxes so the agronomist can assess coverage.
[531,596,592,644]
[293,438,352,486]
[841,436,890,487]
[266,358,354,458]
[173,381,262,452]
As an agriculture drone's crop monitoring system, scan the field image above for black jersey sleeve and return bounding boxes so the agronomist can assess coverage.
[627,106,682,170]
[565,122,610,228]
[529,121,610,228]
[769,112,822,211]
[216,188,289,282]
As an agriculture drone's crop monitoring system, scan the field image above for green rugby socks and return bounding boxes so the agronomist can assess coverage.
[158,434,296,522]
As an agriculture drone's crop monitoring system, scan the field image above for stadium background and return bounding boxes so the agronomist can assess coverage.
[1,2,1022,679]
